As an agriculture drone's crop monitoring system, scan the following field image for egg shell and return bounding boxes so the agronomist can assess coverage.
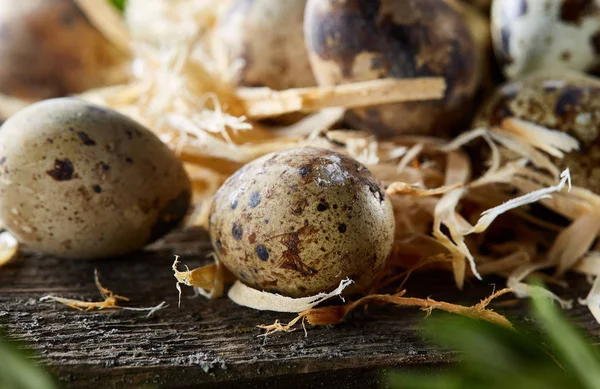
[304,0,480,137]
[211,0,316,90]
[491,0,600,79]
[209,147,395,297]
[0,0,128,100]
[476,70,600,192]
[0,98,191,258]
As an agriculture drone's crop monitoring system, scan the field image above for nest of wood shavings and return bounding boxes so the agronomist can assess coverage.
[4,0,600,332]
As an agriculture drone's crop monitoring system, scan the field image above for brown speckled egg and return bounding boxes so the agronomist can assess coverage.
[491,0,600,79]
[0,98,191,258]
[0,0,128,100]
[475,70,600,192]
[209,147,395,297]
[211,0,316,90]
[304,0,480,137]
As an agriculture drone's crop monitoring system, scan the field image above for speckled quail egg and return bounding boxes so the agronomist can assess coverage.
[304,0,480,138]
[476,70,600,192]
[0,0,128,100]
[211,0,316,90]
[208,147,395,297]
[0,98,191,258]
[491,0,600,79]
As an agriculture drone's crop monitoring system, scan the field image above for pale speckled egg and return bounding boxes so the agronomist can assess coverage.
[475,70,600,192]
[304,0,480,138]
[211,0,316,90]
[491,0,600,79]
[0,98,191,258]
[208,147,395,297]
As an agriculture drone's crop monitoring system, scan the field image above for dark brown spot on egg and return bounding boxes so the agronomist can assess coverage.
[248,232,256,244]
[76,131,96,146]
[46,159,74,181]
[488,84,520,126]
[560,0,596,26]
[92,185,102,193]
[255,244,269,261]
[125,157,134,164]
[298,165,312,177]
[248,191,261,208]
[278,230,318,276]
[362,179,385,202]
[561,50,572,61]
[317,200,329,212]
[292,198,309,216]
[338,223,347,233]
[495,26,514,69]
[148,189,191,243]
[590,30,600,54]
[554,87,584,118]
[232,222,243,241]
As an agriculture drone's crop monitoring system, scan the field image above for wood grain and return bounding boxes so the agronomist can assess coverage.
[1,228,598,388]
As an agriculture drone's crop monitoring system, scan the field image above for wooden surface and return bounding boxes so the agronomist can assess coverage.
[1,227,599,389]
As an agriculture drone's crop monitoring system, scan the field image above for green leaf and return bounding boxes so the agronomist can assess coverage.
[108,0,126,12]
[0,333,57,389]
[388,293,600,389]
[531,295,600,389]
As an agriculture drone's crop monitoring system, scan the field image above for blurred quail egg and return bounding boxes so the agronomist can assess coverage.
[491,0,600,79]
[304,0,480,138]
[211,0,316,90]
[476,70,600,192]
[0,0,129,100]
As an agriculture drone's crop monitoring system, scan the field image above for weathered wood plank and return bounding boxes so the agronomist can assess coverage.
[0,228,598,388]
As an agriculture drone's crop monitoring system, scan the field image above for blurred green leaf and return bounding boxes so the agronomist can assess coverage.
[108,0,126,12]
[0,332,57,389]
[388,293,600,389]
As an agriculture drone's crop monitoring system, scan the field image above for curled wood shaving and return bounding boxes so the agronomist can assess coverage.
[0,232,18,268]
[386,182,462,197]
[228,278,353,313]
[549,213,600,277]
[40,270,167,317]
[434,169,571,288]
[172,255,235,304]
[582,275,600,324]
[258,288,514,337]
[500,118,580,158]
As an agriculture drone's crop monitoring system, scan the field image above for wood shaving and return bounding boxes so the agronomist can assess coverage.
[40,270,167,317]
[228,278,353,313]
[238,77,446,118]
[172,255,235,304]
[258,288,514,337]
